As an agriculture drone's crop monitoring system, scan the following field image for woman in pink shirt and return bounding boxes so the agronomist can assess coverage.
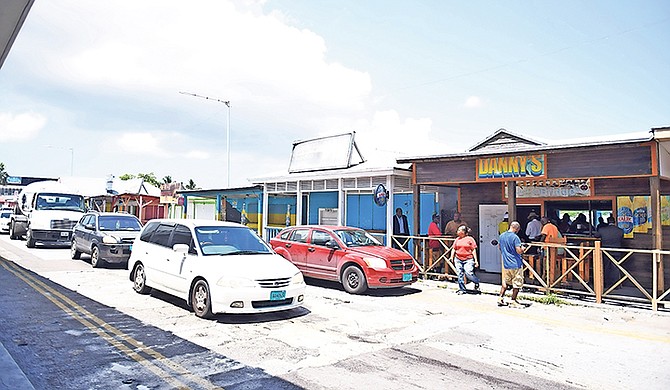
[451,225,481,294]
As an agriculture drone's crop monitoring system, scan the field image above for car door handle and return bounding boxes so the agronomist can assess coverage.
[308,247,315,252]
[285,243,292,248]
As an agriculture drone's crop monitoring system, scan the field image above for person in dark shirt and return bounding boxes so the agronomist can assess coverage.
[595,216,624,288]
[392,208,410,250]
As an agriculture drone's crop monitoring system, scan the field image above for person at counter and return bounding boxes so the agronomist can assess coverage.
[558,213,572,234]
[525,213,542,241]
[570,213,593,235]
[595,216,624,288]
[444,212,468,237]
[538,217,559,242]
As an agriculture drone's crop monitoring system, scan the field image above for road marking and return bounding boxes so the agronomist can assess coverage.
[1,259,224,389]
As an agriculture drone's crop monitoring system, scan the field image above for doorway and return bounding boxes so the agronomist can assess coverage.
[478,204,507,272]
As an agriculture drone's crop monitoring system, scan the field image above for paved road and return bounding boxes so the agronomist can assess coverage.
[1,235,669,389]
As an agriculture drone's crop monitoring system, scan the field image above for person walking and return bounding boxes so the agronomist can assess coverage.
[451,225,480,294]
[392,207,410,250]
[497,221,530,308]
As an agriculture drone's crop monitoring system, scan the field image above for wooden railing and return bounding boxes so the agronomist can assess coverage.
[392,234,670,311]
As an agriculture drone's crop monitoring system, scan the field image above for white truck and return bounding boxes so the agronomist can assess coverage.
[9,181,86,248]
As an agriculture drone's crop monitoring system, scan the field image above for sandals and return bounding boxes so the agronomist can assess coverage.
[497,300,509,307]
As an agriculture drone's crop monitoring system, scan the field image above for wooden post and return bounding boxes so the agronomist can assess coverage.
[508,180,517,222]
[413,183,421,261]
[594,240,603,303]
[650,176,664,293]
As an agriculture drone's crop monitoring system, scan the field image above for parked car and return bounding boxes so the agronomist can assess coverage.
[0,209,12,234]
[270,225,418,294]
[71,212,142,268]
[128,219,306,318]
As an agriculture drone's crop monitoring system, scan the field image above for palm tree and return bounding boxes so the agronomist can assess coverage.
[185,179,197,190]
[0,163,8,186]
[162,175,173,184]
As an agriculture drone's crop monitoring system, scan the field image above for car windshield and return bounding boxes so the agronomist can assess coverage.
[98,216,142,231]
[195,226,273,256]
[35,193,85,212]
[334,229,383,247]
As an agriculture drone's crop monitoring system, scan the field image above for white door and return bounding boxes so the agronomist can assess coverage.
[478,204,508,272]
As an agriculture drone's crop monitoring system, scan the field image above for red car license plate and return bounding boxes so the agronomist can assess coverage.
[402,273,412,282]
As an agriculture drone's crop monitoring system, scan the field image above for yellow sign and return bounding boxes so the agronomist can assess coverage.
[477,154,546,181]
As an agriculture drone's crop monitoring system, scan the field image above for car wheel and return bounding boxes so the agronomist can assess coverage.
[132,263,151,294]
[90,246,103,268]
[191,280,214,319]
[9,222,18,240]
[71,241,81,260]
[26,229,35,248]
[342,265,368,294]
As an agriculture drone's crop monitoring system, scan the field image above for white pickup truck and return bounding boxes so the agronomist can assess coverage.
[9,181,86,248]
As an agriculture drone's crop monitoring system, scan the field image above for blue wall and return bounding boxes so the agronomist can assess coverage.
[308,192,339,224]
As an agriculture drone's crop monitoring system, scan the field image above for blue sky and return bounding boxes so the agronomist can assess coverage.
[1,1,668,188]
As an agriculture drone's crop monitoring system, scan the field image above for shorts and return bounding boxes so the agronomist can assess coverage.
[502,268,524,289]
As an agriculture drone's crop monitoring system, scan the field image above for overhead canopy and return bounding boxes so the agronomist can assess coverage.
[0,0,34,69]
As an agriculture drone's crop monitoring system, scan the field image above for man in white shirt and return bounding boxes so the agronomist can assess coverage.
[526,212,542,241]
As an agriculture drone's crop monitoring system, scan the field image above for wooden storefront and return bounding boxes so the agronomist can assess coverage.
[398,128,670,293]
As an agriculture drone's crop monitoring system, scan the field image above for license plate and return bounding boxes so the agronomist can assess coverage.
[402,273,412,282]
[60,232,69,237]
[270,290,286,301]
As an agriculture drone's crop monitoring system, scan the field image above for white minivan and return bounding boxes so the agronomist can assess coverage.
[128,219,306,318]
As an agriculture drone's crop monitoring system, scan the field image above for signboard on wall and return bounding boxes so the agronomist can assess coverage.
[505,179,591,198]
[477,154,546,181]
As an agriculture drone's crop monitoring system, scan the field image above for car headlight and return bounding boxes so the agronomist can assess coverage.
[217,276,256,288]
[363,257,387,269]
[102,235,120,244]
[290,272,304,285]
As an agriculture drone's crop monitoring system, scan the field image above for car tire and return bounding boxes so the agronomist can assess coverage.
[191,279,214,319]
[342,265,368,294]
[90,246,103,268]
[132,263,151,294]
[26,229,35,248]
[71,241,81,260]
[9,222,18,240]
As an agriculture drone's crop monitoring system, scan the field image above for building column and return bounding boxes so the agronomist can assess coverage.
[508,180,517,222]
[650,176,665,292]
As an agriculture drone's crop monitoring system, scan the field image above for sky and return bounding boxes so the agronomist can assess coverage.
[1,0,669,189]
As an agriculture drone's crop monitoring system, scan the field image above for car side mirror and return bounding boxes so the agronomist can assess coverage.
[173,243,190,254]
[85,224,95,230]
[325,240,340,250]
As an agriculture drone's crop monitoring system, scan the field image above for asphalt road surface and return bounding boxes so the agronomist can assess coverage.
[1,234,669,389]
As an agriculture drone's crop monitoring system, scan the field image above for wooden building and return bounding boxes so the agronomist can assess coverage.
[398,127,670,291]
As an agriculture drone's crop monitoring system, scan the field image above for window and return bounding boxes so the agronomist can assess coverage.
[291,229,309,243]
[170,224,193,248]
[140,221,160,242]
[311,230,332,246]
[151,224,174,247]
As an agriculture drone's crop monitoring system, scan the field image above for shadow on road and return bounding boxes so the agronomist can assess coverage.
[305,277,422,297]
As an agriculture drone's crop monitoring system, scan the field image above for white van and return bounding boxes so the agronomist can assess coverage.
[10,181,85,247]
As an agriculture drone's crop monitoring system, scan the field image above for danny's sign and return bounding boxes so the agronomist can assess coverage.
[477,154,546,181]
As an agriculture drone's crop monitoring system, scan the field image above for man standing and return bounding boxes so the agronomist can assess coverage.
[498,221,530,308]
[538,217,559,242]
[525,213,542,241]
[392,207,410,250]
[444,212,468,237]
[595,216,624,288]
[428,213,443,273]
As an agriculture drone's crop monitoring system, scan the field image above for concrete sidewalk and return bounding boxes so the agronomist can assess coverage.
[0,340,34,390]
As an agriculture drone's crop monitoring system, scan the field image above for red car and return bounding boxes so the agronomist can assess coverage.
[270,225,418,294]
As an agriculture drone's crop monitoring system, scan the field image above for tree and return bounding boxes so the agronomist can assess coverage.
[0,163,8,186]
[137,173,161,188]
[119,174,135,180]
[162,175,172,184]
[184,179,198,190]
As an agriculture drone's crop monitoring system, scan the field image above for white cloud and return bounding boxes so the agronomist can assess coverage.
[183,150,210,160]
[0,112,46,142]
[115,132,169,157]
[463,96,484,109]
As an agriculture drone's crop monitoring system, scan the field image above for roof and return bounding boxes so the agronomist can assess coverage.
[58,177,161,197]
[0,0,34,69]
[398,129,654,163]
